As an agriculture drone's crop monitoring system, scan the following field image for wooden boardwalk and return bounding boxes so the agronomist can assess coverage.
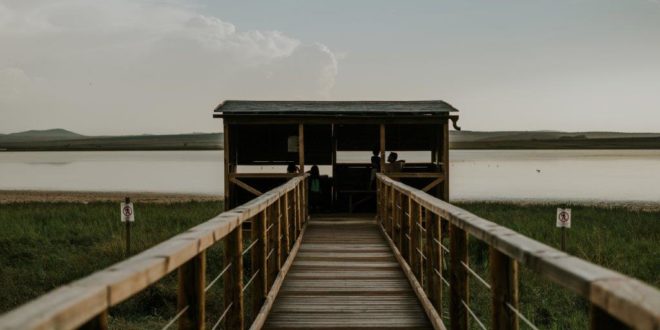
[265,215,432,329]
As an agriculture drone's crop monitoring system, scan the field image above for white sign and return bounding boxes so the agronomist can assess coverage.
[121,202,135,222]
[556,208,571,228]
[287,136,299,153]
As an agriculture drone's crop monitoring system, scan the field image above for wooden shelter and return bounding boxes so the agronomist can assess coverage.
[214,100,460,211]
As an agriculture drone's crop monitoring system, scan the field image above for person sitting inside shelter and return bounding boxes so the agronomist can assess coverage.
[369,150,381,189]
[287,162,299,174]
[386,152,405,172]
[308,165,322,212]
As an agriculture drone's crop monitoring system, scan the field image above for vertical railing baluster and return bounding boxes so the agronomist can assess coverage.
[490,247,519,330]
[450,223,468,330]
[177,250,206,330]
[224,228,244,330]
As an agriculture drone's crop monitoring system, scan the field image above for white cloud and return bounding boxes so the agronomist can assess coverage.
[0,0,339,134]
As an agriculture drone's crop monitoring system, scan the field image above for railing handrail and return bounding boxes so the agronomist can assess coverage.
[0,174,309,330]
[377,173,660,330]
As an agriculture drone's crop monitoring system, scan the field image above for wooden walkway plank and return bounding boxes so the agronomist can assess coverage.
[264,216,434,329]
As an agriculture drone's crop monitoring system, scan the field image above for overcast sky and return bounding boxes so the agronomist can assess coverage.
[1,0,659,135]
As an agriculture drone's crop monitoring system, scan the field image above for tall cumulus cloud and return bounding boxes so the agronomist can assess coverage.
[0,0,339,134]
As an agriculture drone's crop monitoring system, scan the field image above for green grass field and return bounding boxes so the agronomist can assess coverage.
[0,201,657,329]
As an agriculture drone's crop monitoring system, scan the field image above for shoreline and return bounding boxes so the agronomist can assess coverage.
[2,190,659,211]
[0,190,223,204]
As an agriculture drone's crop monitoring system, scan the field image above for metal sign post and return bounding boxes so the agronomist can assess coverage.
[556,208,571,251]
[121,197,135,257]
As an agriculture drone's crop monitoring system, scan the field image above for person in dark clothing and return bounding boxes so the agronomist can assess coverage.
[369,150,381,189]
[308,165,321,212]
[287,162,299,174]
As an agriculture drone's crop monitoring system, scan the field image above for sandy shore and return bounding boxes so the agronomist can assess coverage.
[0,190,223,204]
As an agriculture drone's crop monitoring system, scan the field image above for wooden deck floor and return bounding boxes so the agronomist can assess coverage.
[264,215,433,329]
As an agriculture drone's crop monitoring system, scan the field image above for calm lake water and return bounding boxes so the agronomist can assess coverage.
[1,150,659,202]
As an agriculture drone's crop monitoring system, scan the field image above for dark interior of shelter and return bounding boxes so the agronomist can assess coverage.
[215,101,459,214]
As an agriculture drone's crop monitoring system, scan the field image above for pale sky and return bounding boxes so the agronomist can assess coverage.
[1,0,659,135]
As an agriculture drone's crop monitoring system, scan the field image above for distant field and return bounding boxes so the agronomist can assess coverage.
[0,201,657,329]
[452,136,660,149]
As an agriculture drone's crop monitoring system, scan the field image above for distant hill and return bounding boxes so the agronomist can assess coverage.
[0,129,85,142]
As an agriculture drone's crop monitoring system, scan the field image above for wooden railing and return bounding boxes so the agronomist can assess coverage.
[0,175,309,330]
[377,173,659,330]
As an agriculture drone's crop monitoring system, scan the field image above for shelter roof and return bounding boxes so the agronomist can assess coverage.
[214,100,458,117]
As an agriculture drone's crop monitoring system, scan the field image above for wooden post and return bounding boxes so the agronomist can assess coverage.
[298,124,305,173]
[388,187,396,238]
[284,192,291,254]
[442,122,450,201]
[450,224,468,330]
[380,124,386,173]
[276,197,283,270]
[178,251,206,330]
[77,311,108,330]
[589,304,628,330]
[490,247,519,330]
[410,205,421,279]
[399,193,411,256]
[253,211,268,317]
[428,214,442,312]
[223,123,231,209]
[224,229,244,330]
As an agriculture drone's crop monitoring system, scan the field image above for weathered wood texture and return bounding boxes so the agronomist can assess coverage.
[0,175,309,330]
[377,173,660,330]
[264,216,434,329]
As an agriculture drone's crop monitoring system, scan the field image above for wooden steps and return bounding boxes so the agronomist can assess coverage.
[264,216,433,329]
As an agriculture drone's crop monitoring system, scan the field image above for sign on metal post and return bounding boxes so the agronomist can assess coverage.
[121,197,134,257]
[556,208,571,228]
[121,201,135,222]
[556,208,571,251]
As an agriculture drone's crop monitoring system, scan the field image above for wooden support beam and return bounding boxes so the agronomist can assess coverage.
[490,247,519,330]
[178,251,205,330]
[450,224,468,330]
[224,229,244,330]
[230,178,263,197]
[422,177,445,193]
[401,196,412,263]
